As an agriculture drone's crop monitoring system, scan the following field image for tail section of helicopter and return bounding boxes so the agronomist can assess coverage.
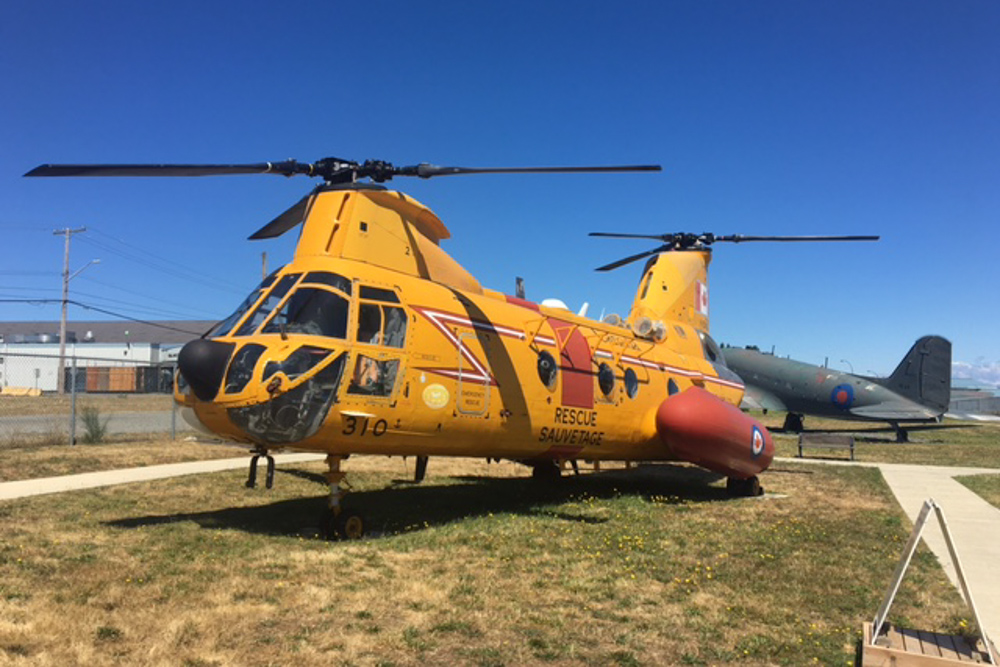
[627,251,711,334]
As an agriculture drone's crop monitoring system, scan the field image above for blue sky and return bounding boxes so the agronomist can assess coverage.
[2,1,998,385]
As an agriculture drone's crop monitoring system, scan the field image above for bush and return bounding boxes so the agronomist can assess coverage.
[80,406,109,444]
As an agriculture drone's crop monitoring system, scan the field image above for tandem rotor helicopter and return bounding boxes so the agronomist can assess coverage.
[25,157,877,539]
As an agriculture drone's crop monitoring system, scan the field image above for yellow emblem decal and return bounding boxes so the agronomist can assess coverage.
[422,383,450,409]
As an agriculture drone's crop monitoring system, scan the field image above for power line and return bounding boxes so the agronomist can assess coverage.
[0,299,209,335]
[81,230,247,294]
[76,275,220,317]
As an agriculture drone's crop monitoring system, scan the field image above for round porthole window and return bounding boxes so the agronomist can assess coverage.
[624,368,639,399]
[537,351,558,389]
[598,363,615,397]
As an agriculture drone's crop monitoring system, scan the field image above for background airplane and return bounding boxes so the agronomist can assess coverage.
[721,336,951,441]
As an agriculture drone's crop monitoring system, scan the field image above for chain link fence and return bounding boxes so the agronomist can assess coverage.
[0,352,190,448]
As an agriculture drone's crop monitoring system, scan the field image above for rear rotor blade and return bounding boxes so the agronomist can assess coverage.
[589,232,672,241]
[596,247,665,272]
[715,234,880,243]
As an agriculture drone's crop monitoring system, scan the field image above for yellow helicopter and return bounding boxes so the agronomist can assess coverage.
[26,157,871,539]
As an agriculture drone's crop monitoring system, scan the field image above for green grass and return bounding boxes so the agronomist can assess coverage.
[0,457,969,665]
[756,412,1000,468]
[955,474,1000,509]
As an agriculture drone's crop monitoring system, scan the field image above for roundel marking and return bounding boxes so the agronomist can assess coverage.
[831,383,854,410]
[751,425,765,458]
[422,383,450,409]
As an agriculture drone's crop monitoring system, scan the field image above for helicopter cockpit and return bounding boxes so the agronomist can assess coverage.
[177,268,409,445]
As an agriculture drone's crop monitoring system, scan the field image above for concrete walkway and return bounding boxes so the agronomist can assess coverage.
[0,453,325,501]
[777,457,1000,642]
[1,454,997,640]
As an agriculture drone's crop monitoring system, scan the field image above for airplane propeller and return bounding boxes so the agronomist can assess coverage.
[590,232,880,271]
[26,158,662,239]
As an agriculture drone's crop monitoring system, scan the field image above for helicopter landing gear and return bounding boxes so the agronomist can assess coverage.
[531,460,562,482]
[727,476,763,498]
[414,455,429,483]
[246,448,275,489]
[782,413,804,433]
[320,455,365,540]
[891,422,910,443]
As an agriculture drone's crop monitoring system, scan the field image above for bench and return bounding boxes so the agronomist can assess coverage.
[797,433,855,460]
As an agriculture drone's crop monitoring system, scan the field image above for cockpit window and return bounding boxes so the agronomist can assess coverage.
[356,286,406,348]
[233,273,301,336]
[348,356,400,396]
[206,269,281,338]
[360,286,399,303]
[303,272,352,295]
[697,330,725,366]
[261,287,349,338]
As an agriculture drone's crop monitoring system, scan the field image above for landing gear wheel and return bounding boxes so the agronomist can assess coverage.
[318,509,365,540]
[727,476,763,498]
[335,511,365,540]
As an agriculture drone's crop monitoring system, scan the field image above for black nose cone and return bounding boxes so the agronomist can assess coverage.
[178,339,235,401]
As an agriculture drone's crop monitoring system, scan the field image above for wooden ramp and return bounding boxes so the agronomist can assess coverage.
[863,622,995,665]
[865,499,997,665]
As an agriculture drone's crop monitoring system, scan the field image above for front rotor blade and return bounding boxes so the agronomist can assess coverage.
[249,190,318,240]
[402,164,662,179]
[24,160,311,178]
[715,234,880,243]
[595,247,665,272]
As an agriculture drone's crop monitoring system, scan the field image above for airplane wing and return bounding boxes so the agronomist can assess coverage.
[740,385,788,412]
[849,402,940,421]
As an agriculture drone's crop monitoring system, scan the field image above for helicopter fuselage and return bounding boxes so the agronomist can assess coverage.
[174,185,773,478]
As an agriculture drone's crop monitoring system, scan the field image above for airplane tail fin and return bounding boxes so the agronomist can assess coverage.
[880,336,951,413]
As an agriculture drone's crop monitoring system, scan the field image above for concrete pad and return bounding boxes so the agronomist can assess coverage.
[0,453,325,501]
[878,463,1000,641]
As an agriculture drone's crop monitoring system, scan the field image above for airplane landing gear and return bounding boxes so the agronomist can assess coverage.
[246,448,275,489]
[320,455,365,540]
[782,413,804,433]
[727,476,763,498]
[891,423,910,443]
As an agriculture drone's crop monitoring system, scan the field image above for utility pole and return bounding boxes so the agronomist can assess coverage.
[54,226,87,394]
[262,251,267,280]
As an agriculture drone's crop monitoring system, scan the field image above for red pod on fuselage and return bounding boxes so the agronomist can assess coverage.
[655,386,773,479]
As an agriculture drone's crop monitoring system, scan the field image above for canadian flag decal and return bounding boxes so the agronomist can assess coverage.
[695,281,709,316]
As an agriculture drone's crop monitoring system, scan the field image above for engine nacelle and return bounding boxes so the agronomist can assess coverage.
[655,386,773,479]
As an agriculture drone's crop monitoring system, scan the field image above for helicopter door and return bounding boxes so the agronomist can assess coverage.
[456,332,490,416]
[345,286,408,404]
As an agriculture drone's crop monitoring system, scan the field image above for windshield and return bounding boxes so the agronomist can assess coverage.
[262,287,349,338]
[205,269,281,338]
[233,273,301,336]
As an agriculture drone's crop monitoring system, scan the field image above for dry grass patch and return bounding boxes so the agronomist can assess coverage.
[0,393,173,417]
[0,438,244,482]
[755,412,1000,468]
[0,457,969,666]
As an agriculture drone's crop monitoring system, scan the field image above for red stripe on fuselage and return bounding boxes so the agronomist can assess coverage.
[504,295,540,311]
[548,317,594,409]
